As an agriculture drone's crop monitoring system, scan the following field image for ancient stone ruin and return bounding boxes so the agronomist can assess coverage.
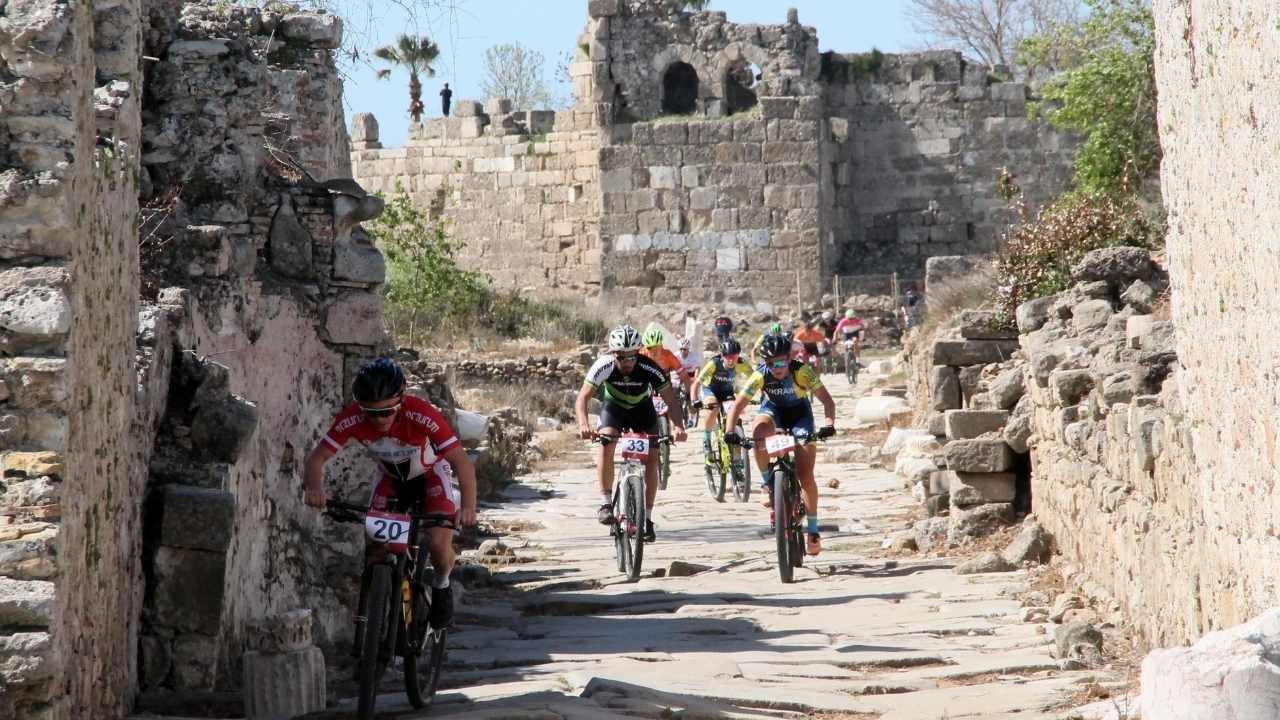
[351,0,1076,306]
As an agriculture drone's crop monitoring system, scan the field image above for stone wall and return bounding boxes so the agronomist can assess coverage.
[350,106,602,294]
[1144,0,1280,640]
[599,105,827,305]
[823,51,1075,275]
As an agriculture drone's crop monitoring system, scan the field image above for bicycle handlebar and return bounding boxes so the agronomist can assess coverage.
[593,433,674,446]
[323,498,458,529]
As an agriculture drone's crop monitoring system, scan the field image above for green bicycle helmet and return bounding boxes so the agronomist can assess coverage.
[845,309,855,319]
[642,327,664,348]
[768,322,782,334]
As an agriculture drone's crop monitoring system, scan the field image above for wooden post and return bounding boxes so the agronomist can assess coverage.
[834,275,841,311]
[891,272,900,305]
[795,269,803,316]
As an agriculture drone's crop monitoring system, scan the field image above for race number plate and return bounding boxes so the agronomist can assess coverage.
[765,434,797,457]
[365,511,411,553]
[652,395,669,415]
[620,433,651,461]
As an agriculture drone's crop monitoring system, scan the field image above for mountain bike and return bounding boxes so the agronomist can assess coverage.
[324,499,455,719]
[597,433,670,582]
[733,427,832,583]
[703,400,752,503]
[842,338,859,385]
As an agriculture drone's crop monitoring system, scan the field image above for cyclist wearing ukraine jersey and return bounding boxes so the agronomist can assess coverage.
[575,325,687,541]
[724,332,836,556]
[303,357,477,629]
[693,338,753,456]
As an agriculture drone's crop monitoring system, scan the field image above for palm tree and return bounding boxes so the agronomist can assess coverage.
[374,35,440,124]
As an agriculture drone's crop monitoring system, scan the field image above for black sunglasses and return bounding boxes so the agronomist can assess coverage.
[360,400,402,418]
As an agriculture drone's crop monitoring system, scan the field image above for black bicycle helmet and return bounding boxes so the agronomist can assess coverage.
[760,332,793,359]
[718,338,742,356]
[352,357,406,402]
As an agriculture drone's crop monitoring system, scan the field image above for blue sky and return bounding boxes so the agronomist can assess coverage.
[340,1,919,148]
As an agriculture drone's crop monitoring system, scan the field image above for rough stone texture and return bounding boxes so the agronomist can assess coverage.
[944,439,1014,473]
[989,367,1025,410]
[350,3,1074,303]
[931,340,1019,366]
[943,410,1009,440]
[1071,246,1155,284]
[947,502,1015,545]
[954,551,1014,575]
[948,472,1016,507]
[1002,520,1051,565]
[1140,609,1280,719]
[929,365,961,411]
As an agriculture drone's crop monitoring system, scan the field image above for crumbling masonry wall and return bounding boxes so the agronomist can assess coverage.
[350,2,1073,304]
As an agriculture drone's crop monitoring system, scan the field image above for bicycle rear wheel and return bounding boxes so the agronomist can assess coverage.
[845,349,856,384]
[612,483,628,573]
[773,469,795,583]
[704,436,725,502]
[357,564,393,719]
[789,478,805,568]
[623,471,646,582]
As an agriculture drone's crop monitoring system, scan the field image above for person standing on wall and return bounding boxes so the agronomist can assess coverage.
[440,82,453,117]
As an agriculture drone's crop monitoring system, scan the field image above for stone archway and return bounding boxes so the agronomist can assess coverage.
[662,61,699,115]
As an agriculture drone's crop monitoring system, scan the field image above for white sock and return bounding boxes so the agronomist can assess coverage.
[431,574,450,590]
[600,492,612,504]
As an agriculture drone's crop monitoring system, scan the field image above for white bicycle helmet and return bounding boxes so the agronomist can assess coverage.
[821,310,834,321]
[607,324,643,352]
[677,335,692,351]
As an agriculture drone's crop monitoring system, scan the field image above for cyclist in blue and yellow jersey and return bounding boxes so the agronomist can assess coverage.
[724,332,836,556]
[692,338,754,456]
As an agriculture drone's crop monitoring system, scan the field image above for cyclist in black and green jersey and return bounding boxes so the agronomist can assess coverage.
[575,325,686,541]
[725,332,836,556]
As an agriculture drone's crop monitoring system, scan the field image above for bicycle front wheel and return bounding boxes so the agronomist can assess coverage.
[357,564,393,719]
[773,469,795,583]
[704,438,725,502]
[612,483,629,574]
[624,471,646,582]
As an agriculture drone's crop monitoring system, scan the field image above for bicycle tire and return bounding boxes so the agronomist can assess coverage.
[405,569,446,709]
[625,471,646,582]
[357,564,393,719]
[657,417,670,490]
[705,434,725,502]
[845,349,856,385]
[773,469,794,583]
[789,476,806,568]
[612,483,628,573]
[732,421,751,502]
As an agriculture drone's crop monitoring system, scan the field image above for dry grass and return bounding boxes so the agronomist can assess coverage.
[916,262,998,338]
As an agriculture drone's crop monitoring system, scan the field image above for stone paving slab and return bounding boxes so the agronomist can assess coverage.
[316,371,1114,720]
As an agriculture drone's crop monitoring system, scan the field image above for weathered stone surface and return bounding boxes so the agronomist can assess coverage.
[927,411,946,437]
[1054,622,1103,663]
[944,410,1009,440]
[332,233,385,284]
[351,112,379,143]
[269,198,313,279]
[949,472,1016,507]
[880,428,937,459]
[0,632,53,686]
[956,310,1015,340]
[139,635,172,688]
[948,502,1015,543]
[1125,314,1153,350]
[931,340,1018,366]
[1120,279,1156,313]
[989,367,1025,410]
[914,516,949,552]
[0,526,57,580]
[0,285,70,337]
[152,547,226,635]
[1049,593,1085,623]
[929,365,961,411]
[0,577,55,626]
[243,646,326,720]
[1049,369,1095,406]
[190,393,258,464]
[1071,299,1113,331]
[2,451,63,478]
[279,13,343,49]
[172,634,218,689]
[956,364,983,405]
[1016,295,1055,333]
[1140,609,1280,719]
[1002,520,1050,565]
[1071,246,1155,283]
[944,439,1014,472]
[955,551,1014,574]
[666,560,711,577]
[924,255,983,293]
[158,485,235,552]
[853,395,911,424]
[324,292,386,345]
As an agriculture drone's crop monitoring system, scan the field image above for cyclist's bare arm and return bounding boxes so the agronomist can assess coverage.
[574,383,596,438]
[658,385,687,438]
[814,386,837,427]
[441,444,478,526]
[303,443,336,508]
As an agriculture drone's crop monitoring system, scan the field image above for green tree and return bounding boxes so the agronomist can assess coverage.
[1020,0,1159,194]
[368,189,489,345]
[480,42,554,109]
[374,34,440,123]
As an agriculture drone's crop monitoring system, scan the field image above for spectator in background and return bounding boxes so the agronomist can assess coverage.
[440,82,453,117]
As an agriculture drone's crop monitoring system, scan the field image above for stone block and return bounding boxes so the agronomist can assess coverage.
[0,632,52,687]
[0,285,70,338]
[1071,298,1113,331]
[332,234,385,284]
[653,122,687,144]
[243,646,326,720]
[989,367,1025,410]
[0,577,54,626]
[929,365,961,411]
[1050,369,1095,406]
[279,13,343,49]
[152,547,226,634]
[948,472,1016,507]
[927,411,946,437]
[2,451,63,478]
[325,292,386,346]
[944,410,1010,440]
[989,82,1027,102]
[139,635,172,688]
[1004,396,1033,453]
[453,100,483,117]
[955,551,1014,574]
[350,113,379,143]
[944,439,1014,472]
[649,166,677,189]
[485,97,512,115]
[947,502,1016,545]
[172,634,219,689]
[269,200,312,280]
[1016,295,1055,333]
[930,340,1018,366]
[956,310,1015,339]
[716,248,742,271]
[158,485,234,552]
[1072,245,1155,283]
[588,0,620,16]
[924,255,981,292]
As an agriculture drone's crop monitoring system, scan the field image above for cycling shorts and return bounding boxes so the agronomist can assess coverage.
[758,399,815,436]
[842,330,862,340]
[369,459,460,519]
[700,386,736,405]
[802,342,820,357]
[598,400,660,435]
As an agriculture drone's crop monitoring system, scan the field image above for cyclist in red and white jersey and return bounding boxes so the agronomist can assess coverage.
[304,357,476,629]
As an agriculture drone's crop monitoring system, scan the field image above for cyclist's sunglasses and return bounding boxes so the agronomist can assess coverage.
[767,357,789,369]
[616,352,639,362]
[361,400,402,418]
[723,353,740,364]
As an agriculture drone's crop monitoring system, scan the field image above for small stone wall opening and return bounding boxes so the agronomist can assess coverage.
[661,61,699,115]
[725,60,761,115]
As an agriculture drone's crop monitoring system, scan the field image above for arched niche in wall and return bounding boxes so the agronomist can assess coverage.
[661,61,699,115]
[724,59,761,115]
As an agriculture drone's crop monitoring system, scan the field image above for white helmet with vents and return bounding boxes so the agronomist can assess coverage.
[607,325,643,352]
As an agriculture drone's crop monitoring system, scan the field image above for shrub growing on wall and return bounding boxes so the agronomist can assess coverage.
[994,186,1157,324]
